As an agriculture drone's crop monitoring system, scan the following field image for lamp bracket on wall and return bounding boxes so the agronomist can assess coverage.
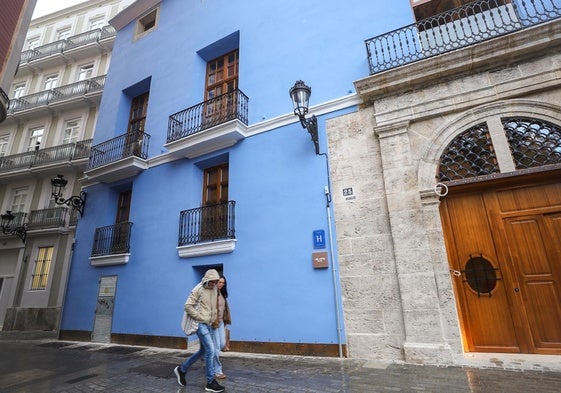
[289,80,320,155]
[51,174,87,217]
[1,211,27,242]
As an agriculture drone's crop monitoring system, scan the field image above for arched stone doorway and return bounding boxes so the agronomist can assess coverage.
[428,103,561,354]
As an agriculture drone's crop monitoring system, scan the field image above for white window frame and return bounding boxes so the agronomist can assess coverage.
[44,74,59,90]
[0,135,10,157]
[56,27,71,41]
[26,37,40,50]
[12,83,26,99]
[89,16,105,31]
[9,186,29,213]
[62,118,81,144]
[27,127,44,151]
[77,64,94,81]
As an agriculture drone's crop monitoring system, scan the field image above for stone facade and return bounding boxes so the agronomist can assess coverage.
[328,19,561,365]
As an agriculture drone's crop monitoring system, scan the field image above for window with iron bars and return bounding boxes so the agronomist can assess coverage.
[503,117,561,170]
[438,123,499,181]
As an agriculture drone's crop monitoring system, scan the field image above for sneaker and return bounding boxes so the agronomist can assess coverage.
[205,379,225,392]
[174,366,186,387]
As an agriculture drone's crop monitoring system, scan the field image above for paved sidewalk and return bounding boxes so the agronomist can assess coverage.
[1,334,561,392]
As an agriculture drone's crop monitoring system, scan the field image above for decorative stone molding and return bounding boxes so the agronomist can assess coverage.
[90,253,130,266]
[177,239,236,258]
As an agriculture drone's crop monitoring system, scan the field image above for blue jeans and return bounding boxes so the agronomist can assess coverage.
[212,321,226,374]
[179,323,216,384]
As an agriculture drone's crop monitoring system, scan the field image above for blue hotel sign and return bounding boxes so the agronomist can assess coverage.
[313,230,326,249]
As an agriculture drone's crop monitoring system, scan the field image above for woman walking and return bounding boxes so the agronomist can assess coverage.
[212,275,231,379]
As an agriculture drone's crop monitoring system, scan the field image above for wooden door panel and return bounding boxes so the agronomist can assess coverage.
[442,179,561,355]
[496,182,561,212]
[505,218,551,273]
[441,194,520,352]
[503,213,561,352]
[525,281,561,349]
[461,295,520,352]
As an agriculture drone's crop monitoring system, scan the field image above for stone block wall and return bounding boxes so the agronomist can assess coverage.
[328,19,561,365]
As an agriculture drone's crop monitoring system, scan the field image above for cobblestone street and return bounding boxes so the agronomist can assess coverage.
[1,336,561,392]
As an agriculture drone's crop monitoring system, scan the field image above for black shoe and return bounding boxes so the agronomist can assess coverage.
[174,366,186,386]
[205,379,225,392]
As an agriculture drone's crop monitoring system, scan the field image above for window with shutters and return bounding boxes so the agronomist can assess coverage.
[30,246,53,290]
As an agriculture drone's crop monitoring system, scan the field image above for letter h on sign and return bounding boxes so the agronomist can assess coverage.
[313,229,325,249]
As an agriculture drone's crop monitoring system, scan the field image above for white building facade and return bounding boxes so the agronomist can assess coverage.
[0,0,134,332]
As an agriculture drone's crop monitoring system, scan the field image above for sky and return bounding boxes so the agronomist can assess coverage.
[32,0,90,19]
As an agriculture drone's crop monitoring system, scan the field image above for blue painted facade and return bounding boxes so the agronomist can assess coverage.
[61,0,413,351]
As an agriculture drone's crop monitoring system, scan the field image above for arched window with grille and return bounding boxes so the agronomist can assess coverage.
[438,123,499,181]
[503,117,561,170]
[438,117,561,182]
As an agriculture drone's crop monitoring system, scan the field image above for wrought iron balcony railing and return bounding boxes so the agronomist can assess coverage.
[26,207,68,229]
[0,139,92,173]
[178,201,236,246]
[87,130,150,170]
[20,25,116,64]
[8,75,106,113]
[91,221,133,257]
[167,89,249,143]
[365,0,561,75]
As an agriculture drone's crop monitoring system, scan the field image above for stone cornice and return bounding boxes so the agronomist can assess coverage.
[355,19,561,104]
[375,120,410,139]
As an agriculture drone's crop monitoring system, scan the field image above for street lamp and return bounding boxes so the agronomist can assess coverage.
[1,210,27,242]
[289,81,344,357]
[51,174,87,217]
[289,80,320,155]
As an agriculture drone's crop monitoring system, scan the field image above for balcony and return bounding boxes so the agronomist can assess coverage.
[0,139,92,181]
[18,25,116,74]
[26,207,68,230]
[83,130,150,184]
[365,0,561,75]
[90,221,133,266]
[7,76,106,117]
[165,89,249,159]
[177,201,236,258]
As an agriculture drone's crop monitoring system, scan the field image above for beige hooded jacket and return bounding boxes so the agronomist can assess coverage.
[184,269,219,325]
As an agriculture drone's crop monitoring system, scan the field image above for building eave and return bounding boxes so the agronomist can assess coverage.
[109,0,162,31]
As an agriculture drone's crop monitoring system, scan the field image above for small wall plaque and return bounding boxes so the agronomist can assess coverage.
[312,251,329,269]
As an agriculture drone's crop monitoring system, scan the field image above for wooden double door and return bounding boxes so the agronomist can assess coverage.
[440,176,561,354]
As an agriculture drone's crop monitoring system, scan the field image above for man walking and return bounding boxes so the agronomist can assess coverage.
[174,269,225,392]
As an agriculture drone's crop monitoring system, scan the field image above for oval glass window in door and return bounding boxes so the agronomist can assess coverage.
[464,255,499,296]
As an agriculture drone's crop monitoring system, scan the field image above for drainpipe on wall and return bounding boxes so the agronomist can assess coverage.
[322,152,344,358]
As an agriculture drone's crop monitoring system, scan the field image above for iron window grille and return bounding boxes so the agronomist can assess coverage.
[503,117,561,170]
[438,123,499,181]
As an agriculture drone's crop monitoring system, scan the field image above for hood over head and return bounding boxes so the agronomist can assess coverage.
[201,269,220,284]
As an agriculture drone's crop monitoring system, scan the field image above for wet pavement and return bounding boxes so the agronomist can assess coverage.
[1,335,561,392]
